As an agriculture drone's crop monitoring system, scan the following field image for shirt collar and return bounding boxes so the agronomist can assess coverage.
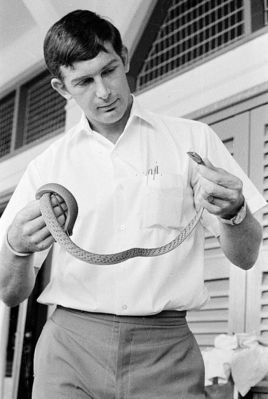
[77,95,156,136]
[128,95,156,128]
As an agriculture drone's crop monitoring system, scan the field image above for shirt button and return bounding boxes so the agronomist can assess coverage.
[120,224,126,231]
[122,304,128,310]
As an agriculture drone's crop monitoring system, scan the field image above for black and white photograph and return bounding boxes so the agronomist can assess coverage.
[0,1,268,398]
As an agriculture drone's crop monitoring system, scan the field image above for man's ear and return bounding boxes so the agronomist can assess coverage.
[121,46,130,73]
[51,78,72,100]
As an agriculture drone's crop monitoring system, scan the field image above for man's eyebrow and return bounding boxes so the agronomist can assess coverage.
[70,60,119,84]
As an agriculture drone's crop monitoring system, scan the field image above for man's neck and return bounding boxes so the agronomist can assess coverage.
[99,129,122,144]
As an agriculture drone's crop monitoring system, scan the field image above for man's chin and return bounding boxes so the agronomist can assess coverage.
[99,109,125,124]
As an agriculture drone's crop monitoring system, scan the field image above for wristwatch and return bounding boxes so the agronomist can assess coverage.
[220,198,247,226]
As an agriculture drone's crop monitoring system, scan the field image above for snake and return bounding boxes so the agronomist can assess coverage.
[36,183,203,265]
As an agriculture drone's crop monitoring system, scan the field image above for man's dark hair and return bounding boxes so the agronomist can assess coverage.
[43,9,123,80]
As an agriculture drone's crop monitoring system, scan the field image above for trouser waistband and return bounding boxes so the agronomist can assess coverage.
[56,305,187,326]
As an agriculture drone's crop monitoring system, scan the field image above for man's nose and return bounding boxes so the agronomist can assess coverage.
[95,78,111,100]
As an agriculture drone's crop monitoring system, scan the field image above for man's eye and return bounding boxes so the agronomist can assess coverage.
[76,78,93,86]
[102,67,116,76]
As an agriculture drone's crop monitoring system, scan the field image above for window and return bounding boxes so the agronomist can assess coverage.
[0,92,15,158]
[20,72,66,146]
[131,0,268,92]
[0,70,66,160]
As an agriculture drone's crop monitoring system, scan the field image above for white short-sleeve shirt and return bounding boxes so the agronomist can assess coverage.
[0,97,266,314]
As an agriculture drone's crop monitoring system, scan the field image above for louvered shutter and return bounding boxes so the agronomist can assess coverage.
[246,105,268,339]
[187,112,250,349]
[260,125,268,340]
[20,72,66,146]
[0,92,15,158]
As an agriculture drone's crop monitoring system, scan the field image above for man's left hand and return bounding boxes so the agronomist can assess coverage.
[196,158,244,219]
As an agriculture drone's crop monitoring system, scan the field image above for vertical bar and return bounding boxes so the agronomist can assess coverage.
[10,88,21,152]
[264,0,268,25]
[11,300,28,399]
[14,84,28,150]
[0,304,10,399]
[243,0,252,35]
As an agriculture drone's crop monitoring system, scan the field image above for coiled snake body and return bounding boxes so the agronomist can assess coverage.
[36,183,203,265]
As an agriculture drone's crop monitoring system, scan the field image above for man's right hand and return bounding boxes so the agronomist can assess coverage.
[7,195,67,254]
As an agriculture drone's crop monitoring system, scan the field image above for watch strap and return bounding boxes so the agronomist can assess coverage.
[220,198,247,226]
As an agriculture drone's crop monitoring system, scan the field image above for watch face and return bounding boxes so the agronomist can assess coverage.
[220,200,246,225]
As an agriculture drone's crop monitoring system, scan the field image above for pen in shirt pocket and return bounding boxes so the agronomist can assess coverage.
[147,164,160,184]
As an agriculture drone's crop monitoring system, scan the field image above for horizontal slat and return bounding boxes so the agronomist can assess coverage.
[261,291,268,300]
[205,236,220,250]
[187,309,228,322]
[261,305,268,313]
[202,296,229,310]
[262,273,268,284]
[195,334,220,348]
[190,321,228,335]
[263,226,268,242]
[204,260,230,280]
[260,317,268,325]
[205,278,229,291]
[263,212,268,224]
[261,331,268,340]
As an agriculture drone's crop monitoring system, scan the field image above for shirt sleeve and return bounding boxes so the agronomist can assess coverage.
[0,161,51,269]
[192,123,267,237]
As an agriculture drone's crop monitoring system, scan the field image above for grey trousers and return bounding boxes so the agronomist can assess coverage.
[32,306,206,399]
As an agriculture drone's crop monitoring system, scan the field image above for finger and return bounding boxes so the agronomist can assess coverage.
[28,230,56,252]
[19,200,43,220]
[28,224,54,244]
[25,211,67,251]
[198,175,241,202]
[18,197,67,223]
[203,195,230,213]
[198,165,243,190]
[24,211,66,236]
[50,194,67,208]
[199,196,222,215]
[201,158,217,170]
[199,194,235,217]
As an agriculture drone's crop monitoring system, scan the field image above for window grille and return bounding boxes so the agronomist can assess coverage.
[264,0,268,25]
[0,92,15,158]
[136,0,245,91]
[22,72,66,145]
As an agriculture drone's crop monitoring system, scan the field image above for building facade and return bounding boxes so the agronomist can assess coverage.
[0,0,268,397]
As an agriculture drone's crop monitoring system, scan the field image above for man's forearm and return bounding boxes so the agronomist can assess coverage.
[0,242,36,307]
[218,206,263,270]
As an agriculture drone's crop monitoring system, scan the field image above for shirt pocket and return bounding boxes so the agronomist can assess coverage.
[142,174,184,230]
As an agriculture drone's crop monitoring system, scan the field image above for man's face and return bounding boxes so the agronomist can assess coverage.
[52,43,132,133]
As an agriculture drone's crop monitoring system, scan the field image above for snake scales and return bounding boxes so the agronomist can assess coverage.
[36,183,203,265]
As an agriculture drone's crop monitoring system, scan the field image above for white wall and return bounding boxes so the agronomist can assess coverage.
[137,32,268,117]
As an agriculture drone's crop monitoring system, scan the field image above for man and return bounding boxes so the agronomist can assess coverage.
[0,9,266,399]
